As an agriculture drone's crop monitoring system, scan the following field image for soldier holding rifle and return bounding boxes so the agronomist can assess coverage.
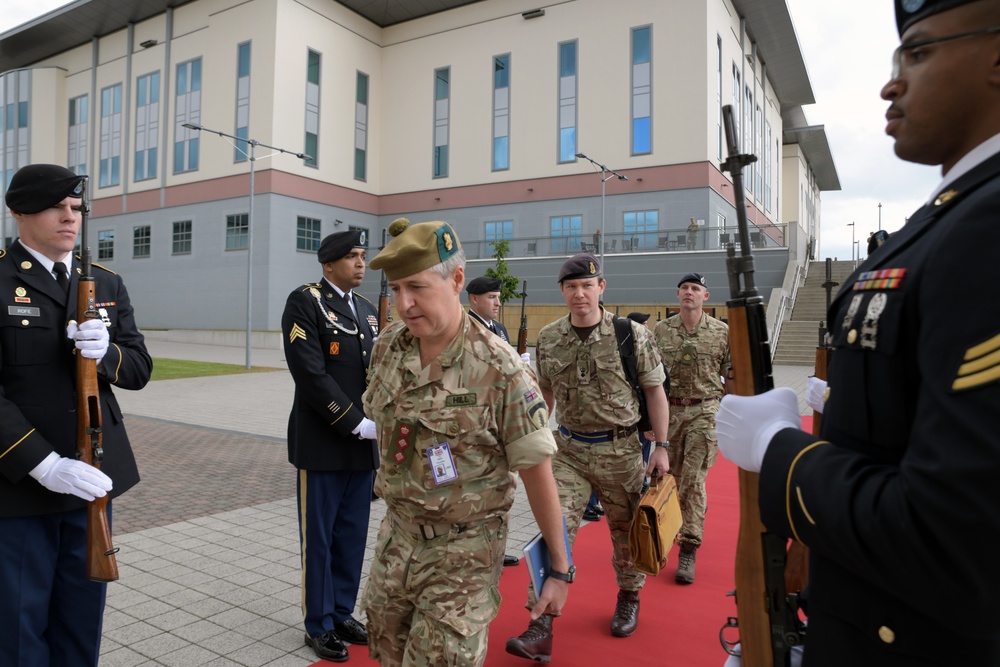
[717,0,1000,664]
[466,275,531,365]
[0,164,151,665]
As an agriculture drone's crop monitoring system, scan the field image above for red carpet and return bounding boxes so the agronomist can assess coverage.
[317,420,820,666]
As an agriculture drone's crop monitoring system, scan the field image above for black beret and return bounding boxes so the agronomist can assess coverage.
[867,230,891,254]
[678,272,707,288]
[558,253,602,283]
[5,164,86,214]
[466,276,502,294]
[626,311,650,324]
[896,0,977,36]
[318,229,366,263]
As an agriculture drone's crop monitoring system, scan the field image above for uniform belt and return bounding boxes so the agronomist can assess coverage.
[390,513,501,541]
[558,424,637,443]
[668,396,719,406]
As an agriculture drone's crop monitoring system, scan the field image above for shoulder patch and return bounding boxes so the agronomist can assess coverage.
[953,332,1000,391]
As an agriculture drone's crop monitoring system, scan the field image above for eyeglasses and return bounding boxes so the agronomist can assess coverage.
[891,24,1000,80]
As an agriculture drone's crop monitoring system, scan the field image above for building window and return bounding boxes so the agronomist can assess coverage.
[744,85,753,194]
[764,120,772,212]
[133,225,151,258]
[623,210,658,248]
[304,49,320,167]
[97,230,114,261]
[349,225,370,246]
[492,54,510,171]
[68,95,88,175]
[716,36,723,161]
[0,70,31,188]
[99,84,122,188]
[433,67,450,178]
[226,213,249,250]
[172,220,192,254]
[485,220,512,253]
[755,103,763,198]
[355,71,369,180]
[558,41,578,163]
[550,215,582,253]
[297,216,321,252]
[135,71,160,182]
[174,58,202,173]
[731,63,740,154]
[631,26,651,155]
[235,42,251,162]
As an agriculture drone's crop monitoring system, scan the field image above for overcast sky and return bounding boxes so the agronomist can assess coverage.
[2,1,939,261]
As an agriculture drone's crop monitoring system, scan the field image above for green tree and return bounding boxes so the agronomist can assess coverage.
[484,239,521,304]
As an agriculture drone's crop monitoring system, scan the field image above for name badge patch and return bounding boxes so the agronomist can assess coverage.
[8,306,40,317]
[445,393,477,407]
[428,443,458,484]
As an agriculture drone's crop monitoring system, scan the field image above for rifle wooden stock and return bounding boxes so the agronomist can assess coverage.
[76,276,119,583]
[76,177,119,583]
[728,304,775,667]
[516,280,528,356]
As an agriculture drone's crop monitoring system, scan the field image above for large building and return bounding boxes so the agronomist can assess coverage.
[0,0,839,332]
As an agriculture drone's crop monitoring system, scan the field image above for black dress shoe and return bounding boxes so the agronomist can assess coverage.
[305,631,349,662]
[503,555,520,567]
[583,506,602,522]
[334,617,369,645]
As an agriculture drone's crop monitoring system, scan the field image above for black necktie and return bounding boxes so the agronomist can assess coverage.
[489,322,496,334]
[344,292,356,318]
[53,262,70,296]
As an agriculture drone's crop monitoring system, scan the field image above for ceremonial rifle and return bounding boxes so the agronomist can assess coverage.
[76,176,120,582]
[377,228,392,332]
[516,280,528,356]
[719,105,803,666]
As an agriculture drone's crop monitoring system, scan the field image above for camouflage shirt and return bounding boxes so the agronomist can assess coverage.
[363,314,556,526]
[652,313,730,399]
[536,309,665,431]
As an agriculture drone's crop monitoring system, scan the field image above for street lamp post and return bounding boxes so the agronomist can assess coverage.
[878,202,882,231]
[847,221,856,262]
[183,123,309,368]
[575,152,627,269]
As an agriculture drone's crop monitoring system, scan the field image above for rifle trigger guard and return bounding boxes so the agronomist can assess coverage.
[719,615,741,657]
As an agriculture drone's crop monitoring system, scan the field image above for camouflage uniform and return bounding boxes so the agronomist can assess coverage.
[534,309,665,595]
[652,313,729,548]
[362,314,556,667]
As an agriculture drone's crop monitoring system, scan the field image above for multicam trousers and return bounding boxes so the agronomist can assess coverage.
[667,400,720,548]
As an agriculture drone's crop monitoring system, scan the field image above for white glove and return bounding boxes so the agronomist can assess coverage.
[805,377,828,414]
[716,387,801,473]
[29,452,113,501]
[356,417,378,441]
[520,352,531,364]
[67,319,110,362]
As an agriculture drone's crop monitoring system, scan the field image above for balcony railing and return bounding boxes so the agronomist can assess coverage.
[465,223,788,259]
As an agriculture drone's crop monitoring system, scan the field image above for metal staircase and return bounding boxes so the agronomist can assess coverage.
[771,260,857,366]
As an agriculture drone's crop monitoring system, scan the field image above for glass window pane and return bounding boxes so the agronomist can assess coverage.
[633,27,651,64]
[494,56,509,89]
[560,42,576,77]
[633,117,651,154]
[559,127,576,162]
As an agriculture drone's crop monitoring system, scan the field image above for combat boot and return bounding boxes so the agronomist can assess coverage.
[505,614,554,662]
[676,544,697,584]
[609,589,640,637]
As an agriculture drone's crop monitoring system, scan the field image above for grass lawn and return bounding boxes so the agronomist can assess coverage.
[151,358,284,381]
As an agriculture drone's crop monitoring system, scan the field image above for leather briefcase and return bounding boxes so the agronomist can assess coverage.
[628,473,683,576]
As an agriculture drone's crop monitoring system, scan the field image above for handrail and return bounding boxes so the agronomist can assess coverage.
[770,262,804,362]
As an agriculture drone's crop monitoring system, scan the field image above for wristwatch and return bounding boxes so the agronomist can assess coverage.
[548,565,576,583]
[653,441,670,449]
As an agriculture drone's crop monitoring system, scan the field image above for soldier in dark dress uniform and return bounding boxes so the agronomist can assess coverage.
[282,230,379,662]
[0,164,152,666]
[717,1,1000,664]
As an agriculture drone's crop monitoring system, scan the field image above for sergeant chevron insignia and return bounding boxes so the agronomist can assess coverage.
[288,322,307,343]
[952,332,1000,391]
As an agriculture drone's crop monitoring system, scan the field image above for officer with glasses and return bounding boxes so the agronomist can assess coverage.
[716,1,1000,664]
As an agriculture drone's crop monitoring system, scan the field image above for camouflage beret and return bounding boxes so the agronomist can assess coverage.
[677,272,707,288]
[895,0,978,36]
[466,276,502,294]
[318,229,366,263]
[558,253,602,283]
[369,218,462,281]
[5,164,86,214]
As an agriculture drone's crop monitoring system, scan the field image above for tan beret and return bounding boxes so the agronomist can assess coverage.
[369,218,462,281]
